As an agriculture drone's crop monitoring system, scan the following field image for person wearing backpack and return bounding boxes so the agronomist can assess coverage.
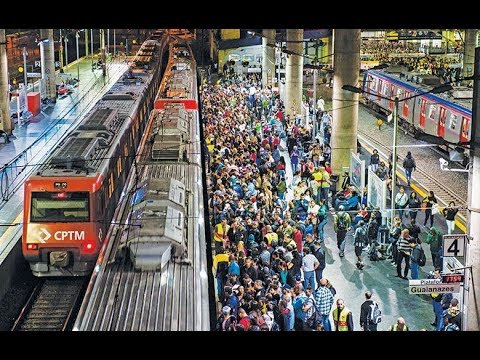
[333,205,351,258]
[402,151,416,186]
[409,238,426,280]
[360,291,381,331]
[353,220,368,270]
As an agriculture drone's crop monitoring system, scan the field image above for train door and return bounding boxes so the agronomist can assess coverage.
[389,84,395,110]
[419,98,426,128]
[438,106,446,137]
[460,116,470,142]
[403,91,410,118]
[377,79,382,101]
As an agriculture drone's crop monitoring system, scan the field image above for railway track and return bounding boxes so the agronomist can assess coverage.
[11,278,86,331]
[358,130,467,229]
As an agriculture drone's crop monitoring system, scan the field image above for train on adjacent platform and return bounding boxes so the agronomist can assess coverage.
[362,68,472,161]
[22,37,166,276]
[73,37,211,330]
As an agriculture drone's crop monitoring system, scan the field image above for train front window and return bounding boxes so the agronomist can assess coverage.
[31,192,90,222]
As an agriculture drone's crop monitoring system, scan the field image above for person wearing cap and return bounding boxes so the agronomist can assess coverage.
[217,305,236,331]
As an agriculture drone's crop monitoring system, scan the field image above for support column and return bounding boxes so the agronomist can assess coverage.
[209,29,215,63]
[331,29,361,176]
[59,29,64,69]
[262,29,275,88]
[462,29,477,86]
[0,29,12,135]
[100,29,106,78]
[40,29,56,101]
[285,29,303,118]
[328,33,334,68]
[85,28,89,57]
[465,46,480,331]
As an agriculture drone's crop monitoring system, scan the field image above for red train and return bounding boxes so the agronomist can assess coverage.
[22,38,166,276]
[362,69,472,159]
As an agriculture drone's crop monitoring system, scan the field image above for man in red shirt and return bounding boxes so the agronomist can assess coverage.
[292,224,304,255]
[238,307,251,331]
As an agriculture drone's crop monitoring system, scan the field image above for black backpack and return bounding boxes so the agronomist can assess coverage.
[404,157,415,169]
[337,213,347,231]
[417,246,427,267]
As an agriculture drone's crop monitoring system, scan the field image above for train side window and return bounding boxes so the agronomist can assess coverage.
[108,173,114,198]
[369,77,377,91]
[117,157,122,175]
[449,113,458,130]
[462,117,470,138]
[428,105,437,120]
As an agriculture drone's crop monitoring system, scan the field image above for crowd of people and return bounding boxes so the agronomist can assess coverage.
[203,70,461,331]
[361,40,462,84]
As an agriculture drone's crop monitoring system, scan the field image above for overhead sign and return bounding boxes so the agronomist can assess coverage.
[27,72,42,77]
[409,278,442,286]
[443,234,467,257]
[409,283,461,294]
[35,60,41,67]
[58,73,72,78]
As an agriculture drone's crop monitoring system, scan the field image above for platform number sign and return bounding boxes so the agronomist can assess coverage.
[443,234,466,257]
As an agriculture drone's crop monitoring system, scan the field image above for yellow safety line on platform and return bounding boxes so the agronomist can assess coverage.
[0,212,23,247]
[360,141,467,233]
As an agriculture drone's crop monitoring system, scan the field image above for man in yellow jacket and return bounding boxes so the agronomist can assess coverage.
[332,298,354,331]
[388,317,409,331]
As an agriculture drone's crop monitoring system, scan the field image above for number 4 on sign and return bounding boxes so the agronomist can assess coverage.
[443,235,466,257]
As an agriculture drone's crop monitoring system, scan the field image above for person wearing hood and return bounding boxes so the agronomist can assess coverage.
[402,151,416,186]
[424,226,442,266]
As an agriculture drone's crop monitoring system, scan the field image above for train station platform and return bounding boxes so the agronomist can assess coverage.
[277,134,445,331]
[0,56,129,263]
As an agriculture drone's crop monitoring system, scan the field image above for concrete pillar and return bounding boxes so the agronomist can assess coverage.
[328,33,334,68]
[0,29,12,135]
[100,29,106,77]
[462,29,477,86]
[262,29,275,88]
[209,29,216,63]
[285,29,303,118]
[40,29,56,101]
[85,28,89,57]
[331,29,361,176]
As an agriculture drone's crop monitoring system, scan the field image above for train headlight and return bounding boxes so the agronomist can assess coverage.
[27,244,38,250]
[81,241,96,254]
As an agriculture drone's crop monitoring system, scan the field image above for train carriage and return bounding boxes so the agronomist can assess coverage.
[22,38,166,276]
[73,38,211,331]
[362,68,472,157]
